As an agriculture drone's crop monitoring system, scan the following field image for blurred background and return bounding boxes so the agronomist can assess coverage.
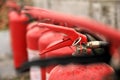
[0,0,120,79]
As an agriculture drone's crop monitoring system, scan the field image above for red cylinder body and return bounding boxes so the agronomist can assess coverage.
[8,10,29,71]
[45,41,75,73]
[38,30,63,79]
[38,31,64,52]
[48,64,114,80]
[38,31,75,79]
[27,23,49,80]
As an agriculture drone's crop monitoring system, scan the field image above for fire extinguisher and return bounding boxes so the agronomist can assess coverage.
[27,22,50,80]
[38,29,63,80]
[36,23,114,80]
[27,22,67,80]
[37,23,87,79]
[38,28,75,79]
[7,1,29,73]
[26,22,61,80]
[44,41,75,79]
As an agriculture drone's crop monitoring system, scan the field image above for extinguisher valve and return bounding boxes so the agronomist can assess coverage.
[72,45,92,56]
[86,41,109,48]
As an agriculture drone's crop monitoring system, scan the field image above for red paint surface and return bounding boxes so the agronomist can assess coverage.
[8,10,28,69]
[45,41,75,73]
[27,23,50,80]
[38,31,63,52]
[49,64,114,80]
[27,24,49,50]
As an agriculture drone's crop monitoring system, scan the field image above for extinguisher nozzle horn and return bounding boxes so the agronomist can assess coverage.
[40,39,73,55]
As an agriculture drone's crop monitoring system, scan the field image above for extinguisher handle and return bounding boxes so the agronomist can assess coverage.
[37,23,87,54]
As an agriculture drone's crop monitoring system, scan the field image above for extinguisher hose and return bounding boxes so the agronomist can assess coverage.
[19,52,120,79]
[78,30,103,41]
[19,49,120,80]
[19,51,111,72]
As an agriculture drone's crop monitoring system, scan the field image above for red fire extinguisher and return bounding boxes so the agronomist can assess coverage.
[27,22,68,80]
[37,23,114,80]
[38,28,64,79]
[27,22,50,80]
[8,1,29,72]
[44,41,75,79]
[38,26,75,79]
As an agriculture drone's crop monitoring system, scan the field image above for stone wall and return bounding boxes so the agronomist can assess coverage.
[33,0,120,29]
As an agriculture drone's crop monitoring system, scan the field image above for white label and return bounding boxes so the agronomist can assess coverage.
[46,73,50,80]
[28,49,41,80]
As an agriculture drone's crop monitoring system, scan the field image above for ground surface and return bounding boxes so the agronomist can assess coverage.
[0,30,19,79]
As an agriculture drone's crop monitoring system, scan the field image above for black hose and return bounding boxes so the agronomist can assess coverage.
[79,30,103,41]
[19,52,111,73]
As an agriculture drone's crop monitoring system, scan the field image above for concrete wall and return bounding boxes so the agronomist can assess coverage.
[33,0,89,16]
[33,0,120,29]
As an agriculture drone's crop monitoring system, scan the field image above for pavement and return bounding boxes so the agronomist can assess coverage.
[0,30,16,79]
